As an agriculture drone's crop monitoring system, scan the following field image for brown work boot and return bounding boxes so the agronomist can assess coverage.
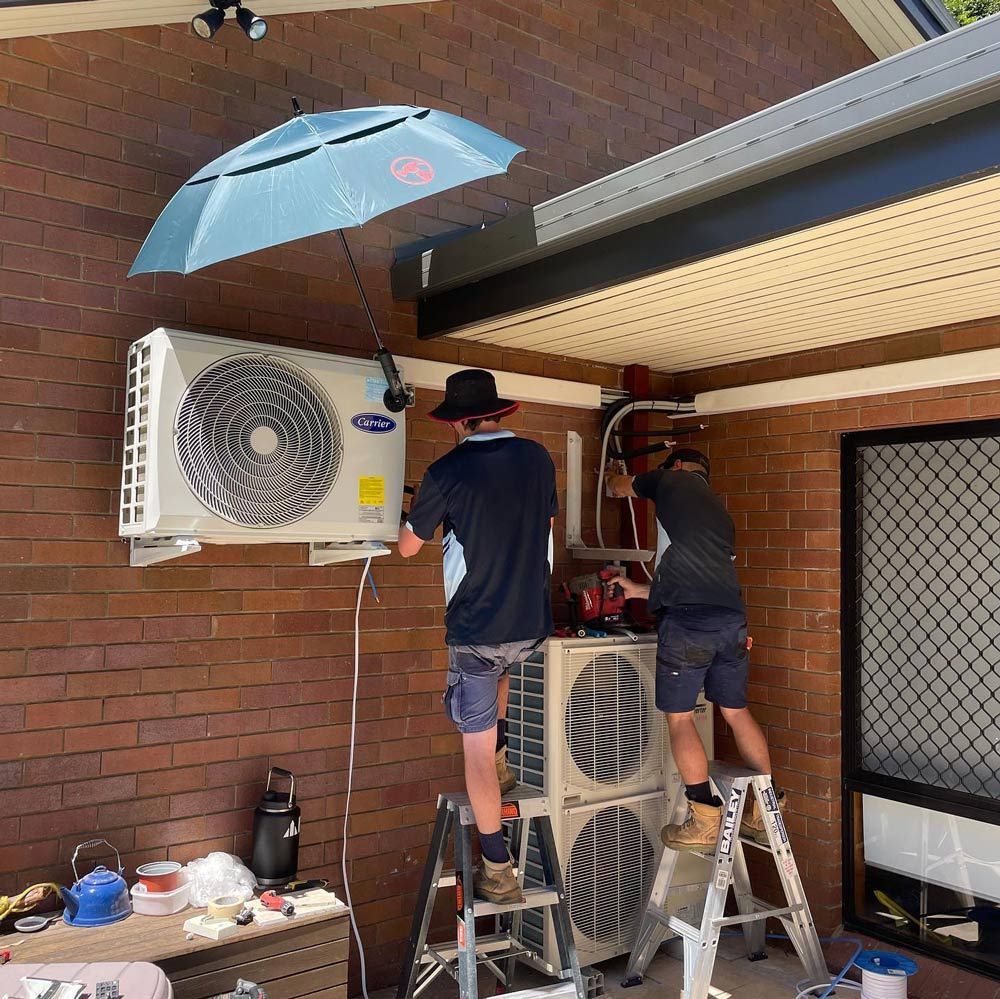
[741,788,786,846]
[661,800,722,852]
[474,858,524,904]
[496,746,517,795]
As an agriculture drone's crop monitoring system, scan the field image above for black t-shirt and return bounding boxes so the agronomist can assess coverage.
[406,432,557,646]
[632,468,745,616]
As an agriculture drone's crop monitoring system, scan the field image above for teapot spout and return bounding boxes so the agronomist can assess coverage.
[58,886,79,918]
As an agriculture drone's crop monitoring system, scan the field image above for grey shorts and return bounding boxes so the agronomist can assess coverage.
[444,640,540,734]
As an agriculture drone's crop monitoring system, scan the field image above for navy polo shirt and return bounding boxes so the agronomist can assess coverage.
[406,431,557,646]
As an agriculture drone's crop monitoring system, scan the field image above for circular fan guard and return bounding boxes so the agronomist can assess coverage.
[565,653,651,785]
[567,805,654,945]
[175,353,341,528]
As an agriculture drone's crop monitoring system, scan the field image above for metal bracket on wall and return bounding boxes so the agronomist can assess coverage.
[565,431,654,563]
[308,541,391,566]
[129,536,202,567]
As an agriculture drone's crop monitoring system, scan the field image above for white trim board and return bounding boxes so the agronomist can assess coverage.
[693,346,1000,416]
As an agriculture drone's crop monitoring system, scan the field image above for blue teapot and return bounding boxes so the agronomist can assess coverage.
[60,839,132,927]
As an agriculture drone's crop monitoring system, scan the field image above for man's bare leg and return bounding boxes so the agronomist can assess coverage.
[498,672,510,720]
[463,727,502,835]
[719,706,770,774]
[665,711,709,785]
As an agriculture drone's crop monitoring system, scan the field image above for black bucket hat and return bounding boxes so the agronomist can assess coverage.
[428,369,519,423]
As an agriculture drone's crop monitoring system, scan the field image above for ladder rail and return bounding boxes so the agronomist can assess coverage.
[621,769,829,999]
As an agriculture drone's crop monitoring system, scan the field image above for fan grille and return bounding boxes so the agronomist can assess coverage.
[175,353,341,528]
[565,651,653,786]
[566,802,658,946]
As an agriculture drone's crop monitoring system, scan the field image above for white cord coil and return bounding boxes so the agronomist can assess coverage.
[860,969,908,999]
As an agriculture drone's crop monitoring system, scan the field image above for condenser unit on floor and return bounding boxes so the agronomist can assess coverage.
[507,636,713,970]
[118,328,405,566]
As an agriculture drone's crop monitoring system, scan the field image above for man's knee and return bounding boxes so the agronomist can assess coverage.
[719,705,751,724]
[665,710,696,730]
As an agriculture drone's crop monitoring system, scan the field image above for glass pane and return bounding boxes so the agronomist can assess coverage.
[857,794,1000,970]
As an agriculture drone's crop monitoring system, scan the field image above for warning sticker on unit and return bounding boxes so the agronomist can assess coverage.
[365,376,389,402]
[358,476,385,523]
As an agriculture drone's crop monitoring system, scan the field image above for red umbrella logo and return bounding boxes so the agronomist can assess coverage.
[391,156,435,185]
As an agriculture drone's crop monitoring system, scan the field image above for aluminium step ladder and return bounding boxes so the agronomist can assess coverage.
[397,786,587,999]
[623,762,828,999]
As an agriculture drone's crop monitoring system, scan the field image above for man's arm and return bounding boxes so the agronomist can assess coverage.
[605,471,638,498]
[397,523,425,558]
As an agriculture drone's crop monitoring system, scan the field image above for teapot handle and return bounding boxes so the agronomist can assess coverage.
[71,838,123,882]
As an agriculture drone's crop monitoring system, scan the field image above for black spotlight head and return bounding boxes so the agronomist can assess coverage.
[191,5,225,39]
[236,4,267,40]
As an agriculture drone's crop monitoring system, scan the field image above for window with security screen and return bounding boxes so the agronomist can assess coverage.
[842,421,1000,981]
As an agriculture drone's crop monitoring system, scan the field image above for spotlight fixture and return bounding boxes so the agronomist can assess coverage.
[191,0,267,41]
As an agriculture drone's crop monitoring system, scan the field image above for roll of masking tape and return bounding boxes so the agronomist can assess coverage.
[207,895,245,920]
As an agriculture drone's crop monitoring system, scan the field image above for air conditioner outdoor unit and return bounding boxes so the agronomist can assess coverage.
[507,635,713,970]
[119,328,405,567]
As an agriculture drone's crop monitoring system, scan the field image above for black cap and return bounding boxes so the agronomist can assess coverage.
[663,447,710,476]
[428,369,518,423]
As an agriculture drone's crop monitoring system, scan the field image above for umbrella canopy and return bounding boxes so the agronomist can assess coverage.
[128,105,524,277]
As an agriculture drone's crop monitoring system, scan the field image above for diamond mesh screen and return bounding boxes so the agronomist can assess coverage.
[851,434,1000,801]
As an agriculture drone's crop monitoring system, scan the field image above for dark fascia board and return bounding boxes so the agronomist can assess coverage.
[416,99,1000,339]
[393,15,1000,324]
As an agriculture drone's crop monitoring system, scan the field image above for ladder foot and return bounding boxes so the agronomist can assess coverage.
[747,951,768,963]
[621,977,643,989]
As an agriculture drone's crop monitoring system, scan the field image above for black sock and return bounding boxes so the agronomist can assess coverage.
[479,829,509,864]
[685,781,722,807]
[495,719,507,753]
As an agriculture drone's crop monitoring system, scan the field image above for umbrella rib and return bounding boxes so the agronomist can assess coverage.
[297,113,366,229]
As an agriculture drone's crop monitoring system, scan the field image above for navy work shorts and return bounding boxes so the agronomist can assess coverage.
[655,605,749,713]
[444,640,540,734]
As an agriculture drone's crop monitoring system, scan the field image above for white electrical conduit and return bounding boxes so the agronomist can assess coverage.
[596,400,696,576]
[343,557,373,999]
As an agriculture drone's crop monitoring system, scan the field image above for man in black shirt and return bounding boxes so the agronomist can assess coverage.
[606,448,774,850]
[399,370,557,902]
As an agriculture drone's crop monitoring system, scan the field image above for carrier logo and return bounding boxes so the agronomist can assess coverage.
[719,787,743,856]
[351,413,397,434]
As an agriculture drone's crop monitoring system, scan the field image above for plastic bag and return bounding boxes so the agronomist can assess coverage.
[186,852,257,908]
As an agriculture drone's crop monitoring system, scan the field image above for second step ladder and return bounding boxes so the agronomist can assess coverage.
[623,762,828,999]
[397,786,587,999]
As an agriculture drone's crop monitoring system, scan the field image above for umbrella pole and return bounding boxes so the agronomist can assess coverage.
[338,229,407,413]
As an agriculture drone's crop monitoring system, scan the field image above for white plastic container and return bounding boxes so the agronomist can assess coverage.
[130,870,191,916]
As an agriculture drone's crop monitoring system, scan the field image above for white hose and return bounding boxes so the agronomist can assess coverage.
[342,557,373,999]
[793,970,908,999]
[596,399,694,551]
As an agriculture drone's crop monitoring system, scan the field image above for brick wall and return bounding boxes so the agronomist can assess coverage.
[668,317,1000,941]
[0,0,873,988]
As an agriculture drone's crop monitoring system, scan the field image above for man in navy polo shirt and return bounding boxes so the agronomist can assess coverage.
[398,369,557,903]
[606,448,776,851]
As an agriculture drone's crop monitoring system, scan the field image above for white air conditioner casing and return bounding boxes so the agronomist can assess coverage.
[508,635,713,969]
[119,329,405,560]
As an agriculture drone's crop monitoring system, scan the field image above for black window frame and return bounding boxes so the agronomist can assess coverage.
[841,418,1000,982]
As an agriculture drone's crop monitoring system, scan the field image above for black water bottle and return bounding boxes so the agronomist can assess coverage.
[250,767,300,887]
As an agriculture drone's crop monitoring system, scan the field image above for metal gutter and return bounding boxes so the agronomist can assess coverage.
[392,15,1000,303]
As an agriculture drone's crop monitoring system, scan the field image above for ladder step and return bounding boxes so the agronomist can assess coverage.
[713,902,803,928]
[473,886,559,916]
[421,933,514,964]
[708,761,768,781]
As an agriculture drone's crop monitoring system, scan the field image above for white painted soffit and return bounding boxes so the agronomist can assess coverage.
[393,15,1000,301]
[0,0,442,41]
[449,173,1000,374]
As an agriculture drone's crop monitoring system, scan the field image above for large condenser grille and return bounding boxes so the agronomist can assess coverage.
[565,800,660,948]
[174,353,341,528]
[564,650,656,787]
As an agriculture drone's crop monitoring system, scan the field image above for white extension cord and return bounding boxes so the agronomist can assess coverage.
[342,556,373,999]
[794,970,908,999]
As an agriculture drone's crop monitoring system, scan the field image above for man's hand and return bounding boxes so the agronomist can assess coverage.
[606,574,650,601]
[604,467,637,498]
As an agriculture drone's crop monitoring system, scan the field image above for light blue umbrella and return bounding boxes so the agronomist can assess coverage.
[128,102,524,409]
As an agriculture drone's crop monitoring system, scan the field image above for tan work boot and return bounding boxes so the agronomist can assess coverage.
[474,857,524,904]
[661,800,722,852]
[496,745,517,795]
[740,789,786,845]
